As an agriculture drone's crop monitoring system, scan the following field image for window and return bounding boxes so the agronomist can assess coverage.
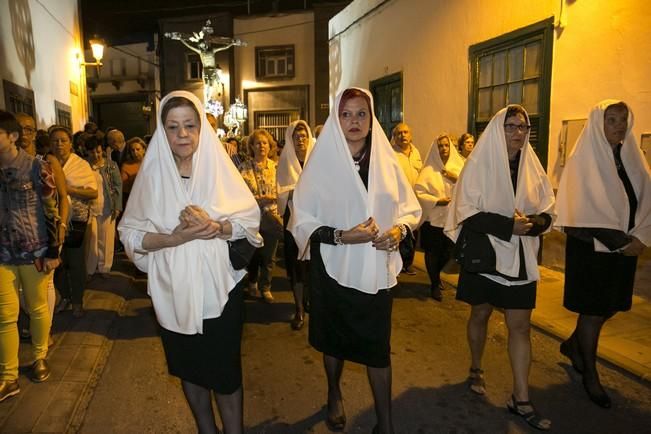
[256,46,295,80]
[254,110,300,142]
[3,80,35,116]
[55,101,72,129]
[186,53,203,81]
[110,59,127,77]
[469,18,553,167]
[370,72,403,139]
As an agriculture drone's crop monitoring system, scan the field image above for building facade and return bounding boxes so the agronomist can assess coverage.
[329,0,651,294]
[0,0,91,130]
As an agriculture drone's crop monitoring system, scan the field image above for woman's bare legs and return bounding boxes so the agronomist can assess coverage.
[467,303,493,370]
[504,309,532,401]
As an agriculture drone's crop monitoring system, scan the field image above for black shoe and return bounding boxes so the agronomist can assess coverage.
[506,395,551,430]
[290,314,305,331]
[326,398,346,431]
[31,359,50,383]
[372,425,379,434]
[583,378,611,408]
[325,414,346,431]
[402,266,417,276]
[430,286,443,302]
[0,381,19,402]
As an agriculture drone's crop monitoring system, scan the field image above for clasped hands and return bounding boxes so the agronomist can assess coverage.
[172,205,232,242]
[512,209,534,235]
[339,217,402,251]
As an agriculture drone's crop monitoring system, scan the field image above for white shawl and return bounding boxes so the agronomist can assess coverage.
[555,100,651,250]
[288,88,422,293]
[415,137,465,228]
[118,91,262,335]
[444,106,555,281]
[277,120,314,215]
[63,153,97,190]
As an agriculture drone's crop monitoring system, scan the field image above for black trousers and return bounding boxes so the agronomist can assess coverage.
[420,222,453,288]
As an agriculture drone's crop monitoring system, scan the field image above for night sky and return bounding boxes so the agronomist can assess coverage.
[81,0,343,46]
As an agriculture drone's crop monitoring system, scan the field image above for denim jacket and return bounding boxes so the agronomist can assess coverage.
[92,158,123,214]
[0,149,60,264]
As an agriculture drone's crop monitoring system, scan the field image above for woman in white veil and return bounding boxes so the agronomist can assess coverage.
[414,133,464,301]
[556,100,650,408]
[289,88,421,434]
[277,120,313,330]
[119,91,261,434]
[444,105,555,431]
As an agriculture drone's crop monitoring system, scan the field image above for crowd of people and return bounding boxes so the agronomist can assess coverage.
[0,89,649,434]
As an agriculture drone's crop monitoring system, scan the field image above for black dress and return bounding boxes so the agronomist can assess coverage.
[563,143,639,315]
[455,150,552,309]
[307,146,394,368]
[158,284,245,394]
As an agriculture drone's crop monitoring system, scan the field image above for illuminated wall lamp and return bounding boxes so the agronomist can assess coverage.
[78,38,105,71]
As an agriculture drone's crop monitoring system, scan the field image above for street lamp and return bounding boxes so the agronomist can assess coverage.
[78,38,105,70]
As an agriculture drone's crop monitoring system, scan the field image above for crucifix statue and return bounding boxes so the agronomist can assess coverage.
[164,20,247,115]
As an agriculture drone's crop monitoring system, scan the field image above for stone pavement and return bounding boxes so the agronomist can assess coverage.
[3,252,651,433]
[429,255,651,382]
[2,273,129,433]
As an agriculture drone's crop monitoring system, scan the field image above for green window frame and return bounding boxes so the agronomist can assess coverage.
[468,18,554,168]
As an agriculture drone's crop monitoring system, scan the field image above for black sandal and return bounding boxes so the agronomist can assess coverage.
[507,395,551,431]
[467,368,486,395]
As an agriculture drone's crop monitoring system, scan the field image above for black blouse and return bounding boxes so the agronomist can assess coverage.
[565,143,638,251]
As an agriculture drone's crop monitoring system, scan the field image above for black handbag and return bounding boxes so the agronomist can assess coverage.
[454,225,496,273]
[228,237,257,270]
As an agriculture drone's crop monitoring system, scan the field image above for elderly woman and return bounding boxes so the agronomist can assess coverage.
[289,88,421,434]
[555,100,650,409]
[277,120,314,330]
[415,133,464,301]
[51,126,98,318]
[458,133,475,159]
[119,91,261,434]
[444,105,555,431]
[85,136,122,275]
[239,129,283,303]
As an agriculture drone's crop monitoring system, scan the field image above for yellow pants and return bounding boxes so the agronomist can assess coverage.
[0,264,51,381]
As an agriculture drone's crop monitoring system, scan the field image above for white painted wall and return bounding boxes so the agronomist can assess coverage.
[0,0,89,130]
[234,12,316,124]
[329,0,651,185]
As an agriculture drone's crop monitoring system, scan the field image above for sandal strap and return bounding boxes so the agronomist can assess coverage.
[469,367,484,375]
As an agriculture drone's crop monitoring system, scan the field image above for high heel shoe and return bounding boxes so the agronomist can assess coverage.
[290,313,304,330]
[325,414,346,431]
[582,378,611,408]
[325,398,346,431]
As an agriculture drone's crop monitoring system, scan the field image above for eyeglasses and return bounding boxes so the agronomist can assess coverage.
[504,123,531,133]
[22,127,36,134]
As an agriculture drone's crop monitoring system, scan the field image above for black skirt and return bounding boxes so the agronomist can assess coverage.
[308,243,393,368]
[456,268,537,309]
[159,284,244,394]
[564,235,637,315]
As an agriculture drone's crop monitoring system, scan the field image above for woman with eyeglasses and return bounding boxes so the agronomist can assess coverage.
[445,105,555,431]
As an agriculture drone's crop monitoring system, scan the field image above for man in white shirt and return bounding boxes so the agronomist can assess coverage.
[392,123,422,275]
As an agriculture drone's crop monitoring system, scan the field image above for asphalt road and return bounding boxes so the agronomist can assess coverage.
[76,257,651,434]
